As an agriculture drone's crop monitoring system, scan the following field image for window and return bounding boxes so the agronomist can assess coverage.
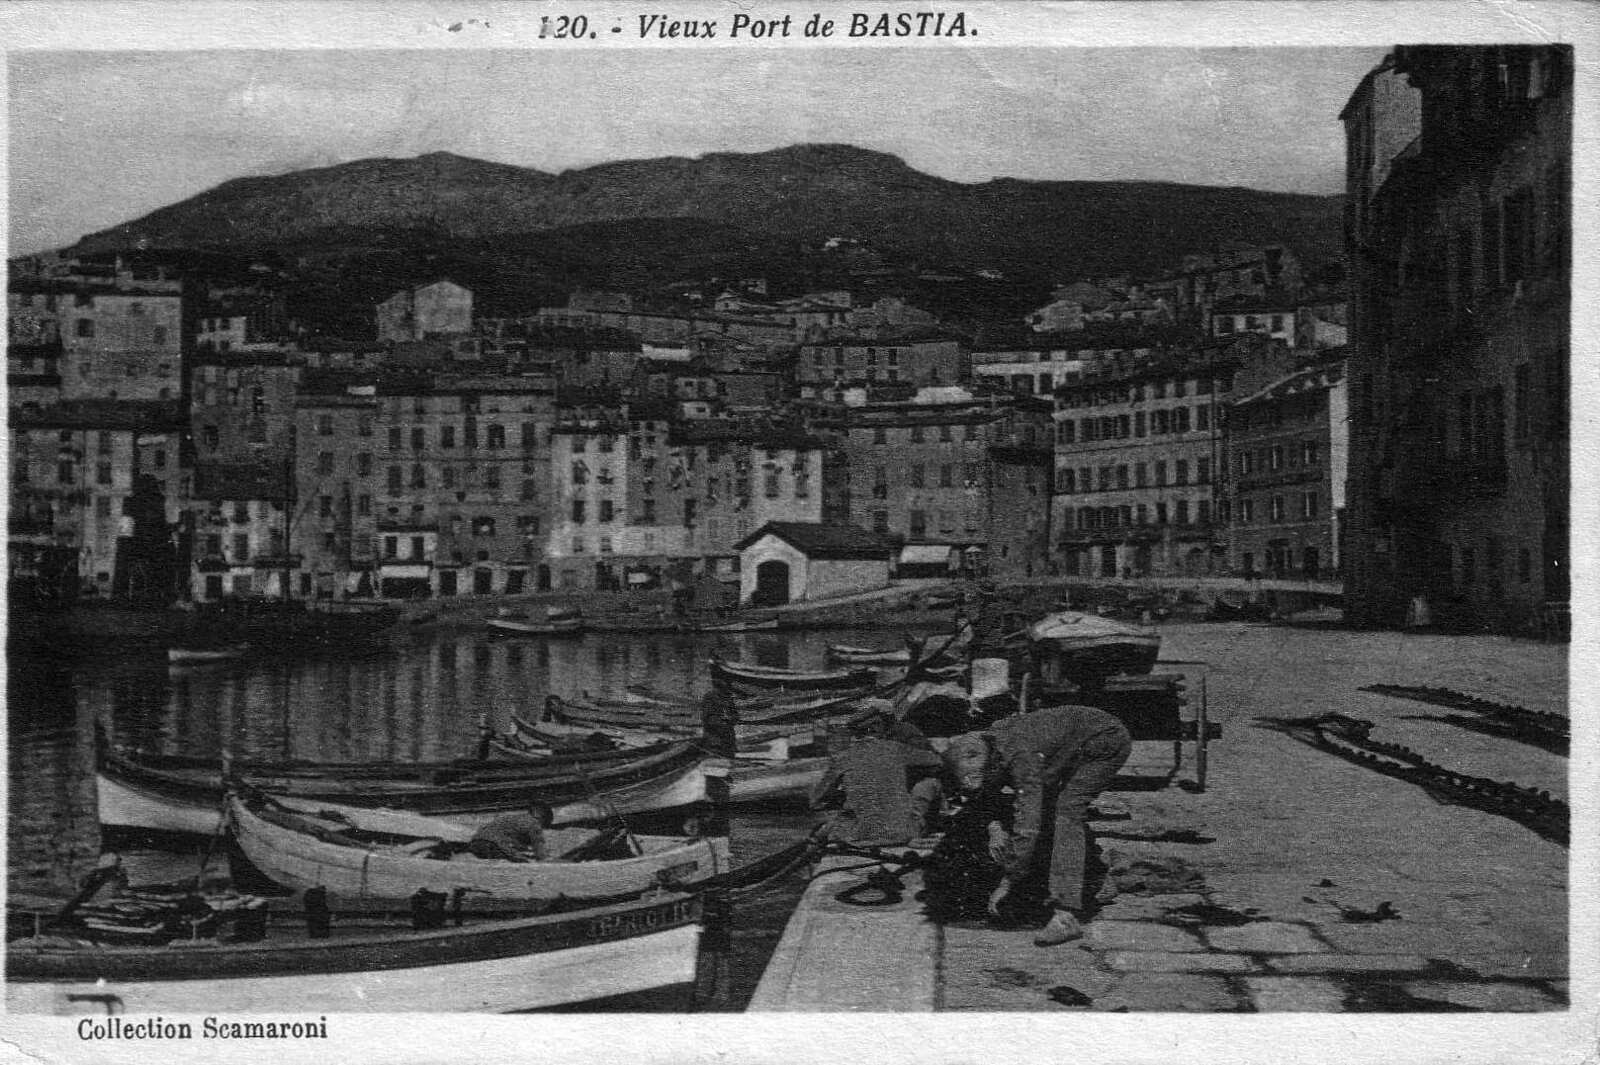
[908,509,927,538]
[487,424,505,449]
[1270,496,1285,521]
[1135,463,1148,488]
[599,499,614,523]
[1057,468,1075,493]
[571,500,586,524]
[442,465,457,489]
[872,510,889,534]
[939,465,953,488]
[76,318,94,338]
[1197,457,1211,484]
[1197,405,1210,431]
[642,498,656,523]
[233,534,250,560]
[441,425,456,449]
[388,426,402,450]
[1152,410,1169,435]
[1514,364,1531,442]
[357,415,373,438]
[1503,188,1534,284]
[1116,465,1129,489]
[1460,546,1476,585]
[410,536,426,559]
[472,516,496,537]
[357,494,371,516]
[1099,465,1113,490]
[319,495,333,518]
[1302,491,1319,519]
[1198,500,1211,524]
[1173,407,1190,433]
[1241,451,1255,475]
[873,427,887,444]
[1155,502,1168,524]
[410,464,426,489]
[357,453,372,477]
[383,536,399,559]
[1175,460,1189,486]
[1301,440,1320,465]
[1482,204,1502,287]
[410,427,425,451]
[317,452,334,475]
[1154,461,1167,487]
[1269,446,1284,471]
[1176,500,1190,524]
[909,465,925,488]
[94,462,112,486]
[939,424,953,443]
[1240,499,1254,523]
[683,499,697,526]
[483,465,501,491]
[1058,420,1076,445]
[1518,547,1532,583]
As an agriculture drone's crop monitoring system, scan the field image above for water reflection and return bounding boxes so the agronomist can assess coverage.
[7,625,938,1007]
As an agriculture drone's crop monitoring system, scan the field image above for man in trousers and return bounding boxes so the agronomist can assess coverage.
[940,703,1132,944]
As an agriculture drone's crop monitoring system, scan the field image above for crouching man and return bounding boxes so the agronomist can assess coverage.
[936,704,1132,945]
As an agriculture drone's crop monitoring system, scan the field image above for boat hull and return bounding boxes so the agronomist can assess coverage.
[487,618,585,637]
[826,643,913,665]
[710,659,877,693]
[7,893,701,1014]
[727,757,829,805]
[97,741,710,835]
[228,796,730,901]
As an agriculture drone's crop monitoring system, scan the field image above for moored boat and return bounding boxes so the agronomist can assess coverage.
[96,731,708,836]
[227,792,731,902]
[1025,610,1162,688]
[710,658,877,694]
[826,642,913,666]
[6,888,702,1014]
[487,606,585,637]
[694,616,779,633]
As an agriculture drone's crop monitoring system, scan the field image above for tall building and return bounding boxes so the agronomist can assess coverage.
[810,389,1054,579]
[1050,336,1294,579]
[376,280,474,343]
[1341,46,1570,630]
[1225,356,1348,580]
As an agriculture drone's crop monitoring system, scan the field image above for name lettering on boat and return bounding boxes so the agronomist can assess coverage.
[587,899,693,938]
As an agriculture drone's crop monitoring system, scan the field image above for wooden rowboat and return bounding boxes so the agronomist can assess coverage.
[694,617,780,633]
[826,642,913,666]
[96,733,708,836]
[227,792,730,902]
[6,889,702,1014]
[499,743,829,806]
[1026,610,1162,688]
[710,658,877,694]
[487,607,585,637]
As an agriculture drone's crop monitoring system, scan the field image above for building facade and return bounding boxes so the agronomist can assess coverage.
[1225,359,1348,580]
[1342,46,1570,631]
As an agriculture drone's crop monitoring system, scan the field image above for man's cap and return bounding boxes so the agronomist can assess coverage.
[941,731,989,772]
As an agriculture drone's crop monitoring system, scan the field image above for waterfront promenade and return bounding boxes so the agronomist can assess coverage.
[752,622,1569,1012]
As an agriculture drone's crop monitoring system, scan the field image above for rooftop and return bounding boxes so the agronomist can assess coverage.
[735,521,892,559]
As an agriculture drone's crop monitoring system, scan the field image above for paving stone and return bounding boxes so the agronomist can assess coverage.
[1313,920,1507,957]
[1085,921,1205,952]
[1203,921,1326,954]
[1108,972,1248,1011]
[1095,892,1209,920]
[1103,950,1256,973]
[1268,953,1429,975]
[1403,981,1564,1012]
[1244,976,1346,1011]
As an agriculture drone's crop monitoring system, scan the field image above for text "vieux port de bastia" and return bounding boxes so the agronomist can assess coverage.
[636,11,973,38]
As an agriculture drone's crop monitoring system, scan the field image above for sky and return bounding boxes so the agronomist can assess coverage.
[7,46,1388,255]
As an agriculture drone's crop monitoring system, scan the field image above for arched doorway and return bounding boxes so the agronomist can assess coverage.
[753,560,791,606]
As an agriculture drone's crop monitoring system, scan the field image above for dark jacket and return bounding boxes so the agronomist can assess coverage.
[978,705,1130,877]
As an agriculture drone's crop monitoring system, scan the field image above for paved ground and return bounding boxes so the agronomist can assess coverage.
[932,622,1570,1012]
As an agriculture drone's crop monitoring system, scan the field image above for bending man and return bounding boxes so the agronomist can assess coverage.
[941,703,1132,945]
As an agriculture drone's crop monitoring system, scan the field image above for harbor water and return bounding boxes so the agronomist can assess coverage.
[5,624,940,1011]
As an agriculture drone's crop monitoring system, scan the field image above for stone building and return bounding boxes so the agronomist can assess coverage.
[10,399,187,600]
[1341,46,1570,631]
[811,390,1053,579]
[736,522,892,606]
[292,371,555,599]
[1225,357,1348,580]
[8,278,187,402]
[1050,336,1293,578]
[542,411,830,593]
[796,332,966,395]
[376,280,473,343]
